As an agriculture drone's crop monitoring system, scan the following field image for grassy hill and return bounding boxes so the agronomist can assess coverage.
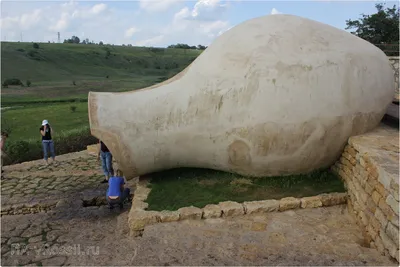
[1,42,202,164]
[1,42,201,105]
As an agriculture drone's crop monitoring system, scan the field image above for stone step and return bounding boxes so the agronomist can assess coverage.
[87,144,98,156]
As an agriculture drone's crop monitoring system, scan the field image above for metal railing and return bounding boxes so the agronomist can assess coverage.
[373,43,399,56]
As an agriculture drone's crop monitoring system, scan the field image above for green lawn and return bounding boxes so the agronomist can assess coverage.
[1,102,89,141]
[145,168,346,211]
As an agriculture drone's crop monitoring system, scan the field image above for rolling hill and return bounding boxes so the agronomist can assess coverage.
[1,42,202,105]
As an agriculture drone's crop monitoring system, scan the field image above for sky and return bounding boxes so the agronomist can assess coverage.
[0,0,397,47]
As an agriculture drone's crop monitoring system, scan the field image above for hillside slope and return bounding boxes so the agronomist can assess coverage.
[1,42,201,83]
[1,42,202,104]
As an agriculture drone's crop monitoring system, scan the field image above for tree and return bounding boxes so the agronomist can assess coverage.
[72,36,80,44]
[168,43,207,50]
[345,3,399,46]
[99,41,104,45]
[63,36,81,44]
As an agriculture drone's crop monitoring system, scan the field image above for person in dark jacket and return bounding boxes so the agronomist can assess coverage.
[97,140,114,183]
[40,120,56,165]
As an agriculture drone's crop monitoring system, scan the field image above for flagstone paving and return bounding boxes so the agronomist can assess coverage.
[1,151,122,210]
[1,151,397,266]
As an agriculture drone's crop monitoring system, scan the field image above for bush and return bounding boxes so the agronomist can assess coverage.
[16,48,25,52]
[2,78,23,87]
[3,127,97,165]
[72,80,76,86]
[33,43,39,49]
[165,62,179,70]
[148,47,165,53]
[70,105,77,112]
[26,80,31,87]
[104,48,111,59]
[27,50,41,60]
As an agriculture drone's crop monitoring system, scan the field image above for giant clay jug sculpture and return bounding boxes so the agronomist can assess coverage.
[88,14,394,178]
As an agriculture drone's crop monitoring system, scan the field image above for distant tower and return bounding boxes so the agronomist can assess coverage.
[58,32,60,43]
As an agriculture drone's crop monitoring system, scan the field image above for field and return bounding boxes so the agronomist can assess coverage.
[1,41,202,164]
[146,168,345,211]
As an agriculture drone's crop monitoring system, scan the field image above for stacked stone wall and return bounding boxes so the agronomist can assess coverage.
[389,56,399,101]
[332,133,399,262]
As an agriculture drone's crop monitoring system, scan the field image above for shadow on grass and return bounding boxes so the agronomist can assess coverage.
[146,168,345,211]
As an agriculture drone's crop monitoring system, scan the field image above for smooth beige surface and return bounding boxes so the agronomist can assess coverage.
[88,14,395,178]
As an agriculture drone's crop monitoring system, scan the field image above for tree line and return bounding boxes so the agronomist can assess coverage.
[63,36,207,50]
[167,44,207,50]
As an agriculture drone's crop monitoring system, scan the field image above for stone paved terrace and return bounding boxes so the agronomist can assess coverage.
[1,130,398,266]
[1,151,124,211]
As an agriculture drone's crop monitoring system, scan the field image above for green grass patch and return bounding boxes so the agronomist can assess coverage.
[146,168,345,211]
[3,126,96,165]
[2,102,89,141]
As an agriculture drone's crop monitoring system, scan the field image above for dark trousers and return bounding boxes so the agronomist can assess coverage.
[107,188,131,207]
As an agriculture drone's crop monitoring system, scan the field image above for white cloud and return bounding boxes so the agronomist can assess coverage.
[125,27,140,38]
[90,3,107,15]
[49,12,70,31]
[139,0,181,12]
[270,8,282,15]
[139,0,231,46]
[0,8,43,31]
[191,0,228,21]
[175,0,228,21]
[174,7,190,21]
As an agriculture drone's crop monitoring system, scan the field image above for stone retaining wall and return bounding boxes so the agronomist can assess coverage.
[332,125,399,262]
[128,178,347,237]
[389,56,399,101]
[1,203,56,216]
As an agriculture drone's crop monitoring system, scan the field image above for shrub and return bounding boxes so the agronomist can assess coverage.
[16,48,25,52]
[148,47,165,53]
[165,62,179,70]
[106,75,109,79]
[3,126,97,165]
[2,78,23,86]
[105,48,111,59]
[33,43,40,49]
[1,118,13,135]
[70,105,77,112]
[26,80,31,87]
[72,80,76,86]
[3,140,40,165]
[27,50,41,60]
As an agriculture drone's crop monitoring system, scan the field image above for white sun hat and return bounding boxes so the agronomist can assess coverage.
[42,120,49,126]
